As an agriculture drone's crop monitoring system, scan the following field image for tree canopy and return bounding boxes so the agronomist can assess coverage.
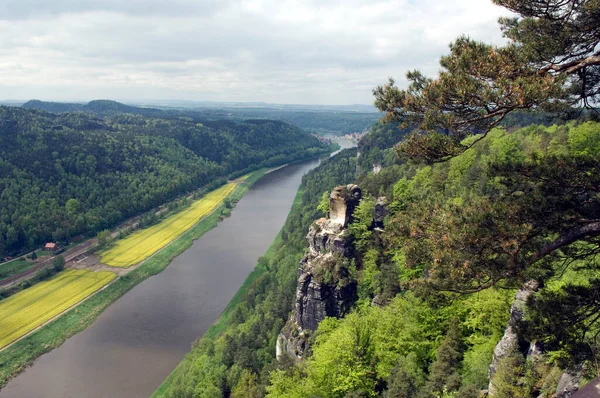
[374,0,599,162]
[371,1,600,293]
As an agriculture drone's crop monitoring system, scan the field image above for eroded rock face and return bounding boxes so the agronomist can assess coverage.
[488,280,540,396]
[294,247,357,331]
[306,219,351,257]
[277,186,361,361]
[329,184,361,227]
[556,367,583,398]
[373,196,389,229]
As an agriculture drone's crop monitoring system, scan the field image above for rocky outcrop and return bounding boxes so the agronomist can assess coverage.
[373,196,389,229]
[329,184,361,227]
[488,280,540,396]
[556,367,584,398]
[277,185,361,361]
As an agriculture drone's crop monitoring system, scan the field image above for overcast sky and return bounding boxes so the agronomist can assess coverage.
[0,0,511,105]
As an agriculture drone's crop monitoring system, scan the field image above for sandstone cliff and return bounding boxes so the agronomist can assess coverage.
[277,185,361,361]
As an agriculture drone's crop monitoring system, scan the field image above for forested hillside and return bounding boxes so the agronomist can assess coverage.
[268,121,600,397]
[0,106,330,257]
[197,108,382,135]
[155,117,600,398]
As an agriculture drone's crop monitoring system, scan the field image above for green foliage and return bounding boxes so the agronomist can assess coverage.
[356,122,410,173]
[568,121,600,158]
[384,355,424,398]
[230,370,263,398]
[189,354,227,398]
[0,106,329,257]
[267,294,446,398]
[348,196,376,252]
[52,255,65,272]
[461,289,513,387]
[391,178,413,211]
[490,349,529,398]
[317,191,330,217]
[357,249,380,303]
[96,229,112,249]
[421,320,463,397]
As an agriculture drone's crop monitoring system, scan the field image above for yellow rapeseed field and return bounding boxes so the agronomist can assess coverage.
[0,269,115,349]
[101,182,237,267]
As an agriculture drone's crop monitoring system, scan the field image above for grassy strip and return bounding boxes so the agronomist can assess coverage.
[0,169,265,389]
[0,259,36,281]
[151,187,305,398]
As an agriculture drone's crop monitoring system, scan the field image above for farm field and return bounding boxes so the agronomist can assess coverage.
[101,182,238,267]
[0,269,115,349]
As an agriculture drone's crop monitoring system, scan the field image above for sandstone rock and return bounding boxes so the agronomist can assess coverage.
[277,185,360,361]
[373,196,389,229]
[306,218,351,256]
[556,367,583,398]
[329,184,361,227]
[488,280,540,395]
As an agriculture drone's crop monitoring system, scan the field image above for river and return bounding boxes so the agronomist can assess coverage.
[1,136,355,398]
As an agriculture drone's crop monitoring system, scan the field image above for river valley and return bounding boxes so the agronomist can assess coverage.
[1,136,354,398]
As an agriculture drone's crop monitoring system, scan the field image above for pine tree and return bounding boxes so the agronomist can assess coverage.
[420,320,463,397]
[374,0,600,162]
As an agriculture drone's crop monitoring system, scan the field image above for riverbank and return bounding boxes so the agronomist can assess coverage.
[0,169,267,389]
[151,186,304,398]
[148,148,358,398]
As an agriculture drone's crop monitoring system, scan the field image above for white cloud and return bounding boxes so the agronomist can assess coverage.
[0,0,512,104]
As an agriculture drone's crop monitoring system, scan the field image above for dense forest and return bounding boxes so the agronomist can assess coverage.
[196,108,382,135]
[22,100,381,136]
[268,121,600,398]
[156,119,600,398]
[0,106,331,257]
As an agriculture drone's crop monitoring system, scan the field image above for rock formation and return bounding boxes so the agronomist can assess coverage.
[556,367,584,398]
[372,196,389,230]
[277,185,361,361]
[488,280,540,396]
[329,184,362,227]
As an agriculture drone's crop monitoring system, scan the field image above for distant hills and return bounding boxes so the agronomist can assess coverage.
[22,99,167,118]
[20,99,382,135]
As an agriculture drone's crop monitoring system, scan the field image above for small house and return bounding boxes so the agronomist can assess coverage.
[44,242,58,252]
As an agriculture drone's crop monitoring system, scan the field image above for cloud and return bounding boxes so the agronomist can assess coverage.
[0,0,512,104]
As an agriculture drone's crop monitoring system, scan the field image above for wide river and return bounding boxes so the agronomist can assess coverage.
[1,136,354,398]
